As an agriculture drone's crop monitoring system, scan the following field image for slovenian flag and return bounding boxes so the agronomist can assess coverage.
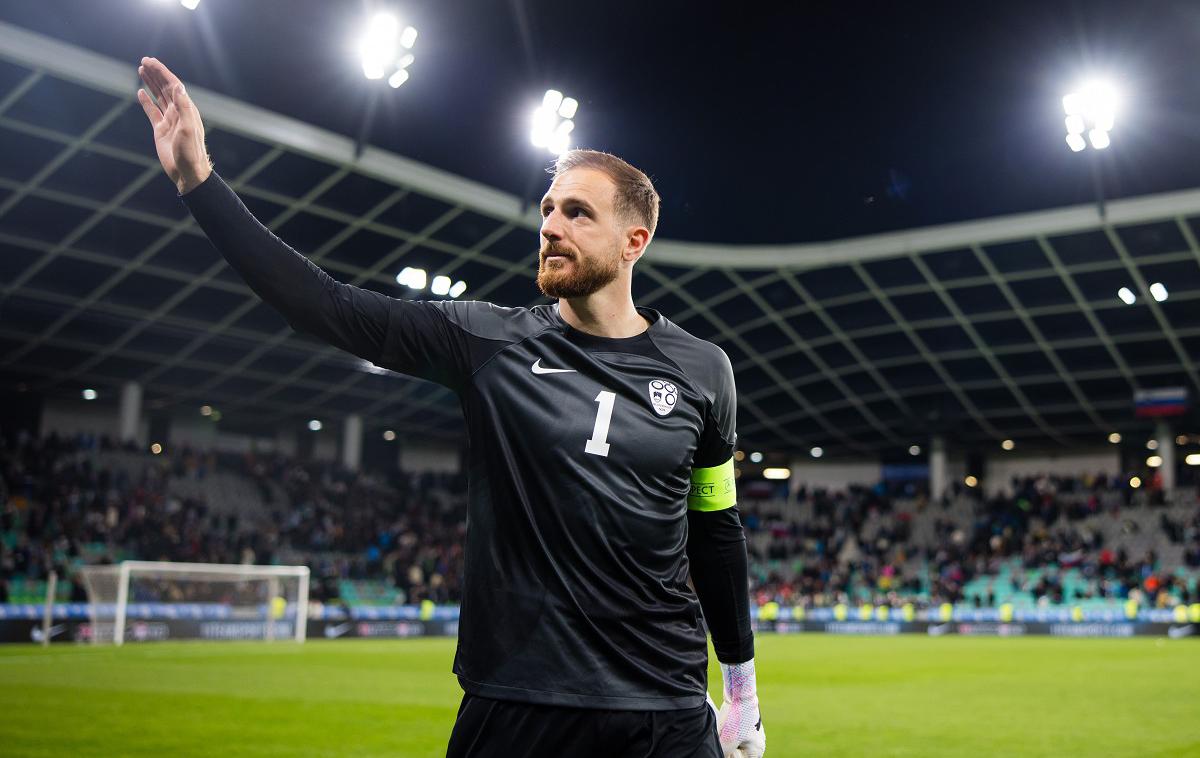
[1134,387,1188,417]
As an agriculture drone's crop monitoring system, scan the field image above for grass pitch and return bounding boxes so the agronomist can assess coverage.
[1,634,1197,757]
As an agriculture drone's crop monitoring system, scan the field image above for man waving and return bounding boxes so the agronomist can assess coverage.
[138,56,764,758]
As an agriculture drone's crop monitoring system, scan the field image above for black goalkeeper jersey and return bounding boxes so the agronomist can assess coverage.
[183,174,740,710]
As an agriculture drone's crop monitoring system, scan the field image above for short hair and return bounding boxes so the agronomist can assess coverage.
[552,149,660,239]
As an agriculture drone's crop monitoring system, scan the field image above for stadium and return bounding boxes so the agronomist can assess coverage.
[1,2,1199,756]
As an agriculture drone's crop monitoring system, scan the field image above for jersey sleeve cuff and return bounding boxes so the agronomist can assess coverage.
[688,456,737,511]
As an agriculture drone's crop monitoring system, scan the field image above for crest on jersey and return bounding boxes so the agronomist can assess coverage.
[648,379,677,416]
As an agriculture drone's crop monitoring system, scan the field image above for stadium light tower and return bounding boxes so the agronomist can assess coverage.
[358,12,418,88]
[531,89,578,156]
[1063,79,1118,218]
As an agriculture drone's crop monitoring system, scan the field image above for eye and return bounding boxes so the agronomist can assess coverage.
[540,205,552,218]
[570,207,588,218]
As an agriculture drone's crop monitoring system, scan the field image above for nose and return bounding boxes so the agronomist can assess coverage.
[541,209,563,243]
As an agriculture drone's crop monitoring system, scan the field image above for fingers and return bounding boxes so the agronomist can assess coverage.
[140,57,185,105]
[136,87,163,126]
[137,62,165,106]
[146,56,185,92]
[139,57,168,97]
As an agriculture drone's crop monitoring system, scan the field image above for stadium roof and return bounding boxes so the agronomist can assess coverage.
[2,19,1200,456]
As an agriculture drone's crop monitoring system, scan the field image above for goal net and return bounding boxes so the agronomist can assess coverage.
[76,561,310,645]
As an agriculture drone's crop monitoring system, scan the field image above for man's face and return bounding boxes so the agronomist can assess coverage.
[536,168,624,299]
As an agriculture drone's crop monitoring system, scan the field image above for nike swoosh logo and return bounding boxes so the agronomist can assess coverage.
[531,359,576,375]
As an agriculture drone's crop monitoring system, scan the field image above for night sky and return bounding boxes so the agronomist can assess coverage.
[5,0,1200,244]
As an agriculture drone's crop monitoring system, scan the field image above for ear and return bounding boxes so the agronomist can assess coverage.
[622,225,651,264]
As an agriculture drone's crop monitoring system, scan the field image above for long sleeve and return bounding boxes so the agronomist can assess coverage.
[181,172,476,390]
[684,344,753,663]
[687,506,755,664]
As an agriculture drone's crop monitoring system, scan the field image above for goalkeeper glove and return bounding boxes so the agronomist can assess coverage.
[717,658,765,758]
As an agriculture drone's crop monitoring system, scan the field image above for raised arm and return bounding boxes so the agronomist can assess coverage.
[137,58,471,387]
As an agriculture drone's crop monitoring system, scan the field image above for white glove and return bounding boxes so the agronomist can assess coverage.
[717,658,765,758]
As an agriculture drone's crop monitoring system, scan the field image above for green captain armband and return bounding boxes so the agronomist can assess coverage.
[688,456,737,511]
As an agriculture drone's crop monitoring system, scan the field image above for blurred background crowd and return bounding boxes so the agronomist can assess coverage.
[3,432,1197,611]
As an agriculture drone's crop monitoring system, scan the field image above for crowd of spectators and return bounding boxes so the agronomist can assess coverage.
[0,431,465,607]
[740,473,1199,611]
[3,430,1198,611]
[0,432,275,603]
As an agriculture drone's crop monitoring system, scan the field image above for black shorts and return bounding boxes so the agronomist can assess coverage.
[446,693,723,758]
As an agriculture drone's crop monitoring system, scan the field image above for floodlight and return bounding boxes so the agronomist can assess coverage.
[388,69,410,89]
[909,445,921,456]
[749,451,763,463]
[1083,81,1117,122]
[530,106,557,147]
[396,267,427,289]
[431,275,452,296]
[1177,435,1189,446]
[1001,439,1015,451]
[82,388,97,400]
[449,280,468,298]
[1147,439,1159,450]
[360,13,398,79]
[531,89,578,155]
[1062,80,1118,152]
[383,430,397,441]
[964,475,978,487]
[1186,454,1200,466]
[810,446,824,458]
[1117,287,1136,305]
[359,13,417,86]
[1108,432,1121,444]
[763,467,791,480]
[150,443,164,454]
[1129,476,1141,488]
[1150,282,1168,302]
[200,405,213,416]
[1147,455,1163,468]
[547,133,568,155]
[308,419,323,431]
[547,119,574,155]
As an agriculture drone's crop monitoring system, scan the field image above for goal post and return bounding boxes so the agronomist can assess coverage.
[78,561,310,646]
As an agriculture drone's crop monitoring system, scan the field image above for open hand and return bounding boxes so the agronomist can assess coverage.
[137,56,211,194]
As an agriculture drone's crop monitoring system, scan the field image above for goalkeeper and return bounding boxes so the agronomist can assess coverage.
[137,56,765,758]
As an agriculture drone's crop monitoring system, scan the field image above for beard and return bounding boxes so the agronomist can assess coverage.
[536,240,621,299]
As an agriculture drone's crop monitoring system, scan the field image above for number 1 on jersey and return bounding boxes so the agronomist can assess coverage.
[585,390,616,457]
